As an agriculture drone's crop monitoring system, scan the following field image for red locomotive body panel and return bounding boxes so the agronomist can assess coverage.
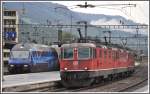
[60,43,135,87]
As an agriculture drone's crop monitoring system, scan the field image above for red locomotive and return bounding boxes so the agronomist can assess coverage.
[59,43,135,87]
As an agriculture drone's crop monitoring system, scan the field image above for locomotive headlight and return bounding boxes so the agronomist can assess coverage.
[10,65,14,67]
[64,68,68,70]
[84,67,88,70]
[24,65,28,67]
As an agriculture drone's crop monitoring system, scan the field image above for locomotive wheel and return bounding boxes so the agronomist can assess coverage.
[128,71,132,77]
[108,75,113,81]
[23,69,30,73]
[8,70,16,74]
[120,73,124,79]
[94,77,103,84]
[126,72,129,77]
[118,73,122,80]
[61,78,94,88]
[29,67,35,73]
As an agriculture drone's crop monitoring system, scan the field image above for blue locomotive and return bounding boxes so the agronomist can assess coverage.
[8,43,60,73]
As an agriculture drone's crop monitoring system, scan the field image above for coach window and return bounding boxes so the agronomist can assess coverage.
[63,48,73,59]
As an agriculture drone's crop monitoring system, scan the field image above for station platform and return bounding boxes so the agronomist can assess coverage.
[2,71,60,92]
[134,85,148,92]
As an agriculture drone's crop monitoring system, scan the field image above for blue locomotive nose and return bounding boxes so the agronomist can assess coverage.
[9,58,30,64]
[8,58,31,73]
[8,58,31,69]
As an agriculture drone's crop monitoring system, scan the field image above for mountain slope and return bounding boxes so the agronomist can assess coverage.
[4,2,148,55]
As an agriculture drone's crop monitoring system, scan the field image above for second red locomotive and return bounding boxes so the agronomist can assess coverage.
[60,43,135,87]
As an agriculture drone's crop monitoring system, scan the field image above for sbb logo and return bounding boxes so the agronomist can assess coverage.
[73,61,78,66]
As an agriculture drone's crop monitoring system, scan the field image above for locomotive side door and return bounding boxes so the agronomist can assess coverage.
[92,47,97,69]
[108,49,112,69]
[96,48,101,69]
[98,48,103,69]
[112,50,116,69]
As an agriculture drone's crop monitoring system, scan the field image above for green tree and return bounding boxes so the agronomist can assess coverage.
[62,32,73,43]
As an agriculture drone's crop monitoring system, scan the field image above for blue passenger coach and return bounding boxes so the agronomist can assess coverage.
[8,43,59,73]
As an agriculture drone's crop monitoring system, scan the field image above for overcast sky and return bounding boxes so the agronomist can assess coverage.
[50,1,149,24]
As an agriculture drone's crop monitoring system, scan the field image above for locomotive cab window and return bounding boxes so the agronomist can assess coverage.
[63,48,73,59]
[78,48,90,59]
[11,51,29,58]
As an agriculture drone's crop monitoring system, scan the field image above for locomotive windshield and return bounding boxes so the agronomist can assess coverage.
[11,51,29,58]
[78,48,90,59]
[63,48,73,59]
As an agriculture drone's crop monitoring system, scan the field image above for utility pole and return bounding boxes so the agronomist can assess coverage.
[20,2,26,43]
[70,14,73,33]
[136,27,139,52]
[77,21,87,43]
[2,2,5,81]
[22,3,25,15]
[103,31,111,44]
[41,37,44,44]
[145,38,147,46]
[58,24,63,47]
[108,31,111,43]
[121,38,127,47]
[23,32,30,43]
[85,21,87,42]
[32,26,39,43]
[41,30,45,44]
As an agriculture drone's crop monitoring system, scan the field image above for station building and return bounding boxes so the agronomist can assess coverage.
[3,10,19,64]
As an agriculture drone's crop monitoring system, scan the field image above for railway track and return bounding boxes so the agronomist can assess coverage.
[118,78,148,92]
[46,61,148,92]
[4,64,147,92]
[49,75,147,92]
[4,59,147,92]
[21,65,147,92]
